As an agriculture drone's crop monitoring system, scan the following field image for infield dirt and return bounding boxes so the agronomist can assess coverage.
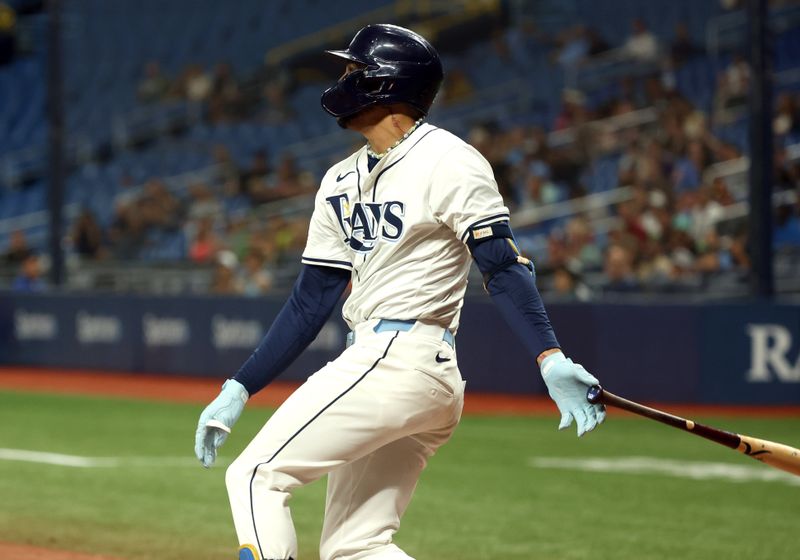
[0,542,122,559]
[1,366,799,417]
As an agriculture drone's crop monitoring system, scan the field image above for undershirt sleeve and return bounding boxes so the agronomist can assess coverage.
[233,264,351,395]
[471,238,560,361]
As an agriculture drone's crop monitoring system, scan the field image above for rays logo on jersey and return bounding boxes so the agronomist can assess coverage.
[326,194,405,254]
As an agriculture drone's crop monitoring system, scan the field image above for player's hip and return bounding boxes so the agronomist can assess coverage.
[341,318,464,403]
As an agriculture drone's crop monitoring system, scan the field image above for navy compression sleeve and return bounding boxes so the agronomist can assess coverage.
[471,238,560,361]
[233,264,351,395]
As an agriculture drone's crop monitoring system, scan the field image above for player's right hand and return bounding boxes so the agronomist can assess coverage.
[540,352,606,437]
[194,379,249,468]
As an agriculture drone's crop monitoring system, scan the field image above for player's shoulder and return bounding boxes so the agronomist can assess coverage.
[424,124,492,174]
[418,124,470,155]
[318,147,365,194]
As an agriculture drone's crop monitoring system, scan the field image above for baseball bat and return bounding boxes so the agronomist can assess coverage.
[586,385,800,477]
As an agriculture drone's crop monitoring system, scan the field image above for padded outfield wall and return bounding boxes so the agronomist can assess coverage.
[1,292,799,405]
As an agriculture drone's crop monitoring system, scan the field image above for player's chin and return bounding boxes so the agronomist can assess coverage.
[336,106,383,130]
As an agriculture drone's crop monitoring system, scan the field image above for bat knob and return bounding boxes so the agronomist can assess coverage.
[586,385,603,404]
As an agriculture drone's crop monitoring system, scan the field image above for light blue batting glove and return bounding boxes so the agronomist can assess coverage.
[540,351,606,437]
[194,379,249,468]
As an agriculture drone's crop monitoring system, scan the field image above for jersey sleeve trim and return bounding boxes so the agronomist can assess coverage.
[301,256,353,270]
[460,213,511,242]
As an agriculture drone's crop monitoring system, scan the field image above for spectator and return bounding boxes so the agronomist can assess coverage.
[554,25,590,69]
[622,19,659,62]
[665,226,697,281]
[240,150,271,198]
[586,27,611,57]
[440,67,474,105]
[71,210,105,259]
[669,22,703,66]
[212,144,241,185]
[186,183,223,223]
[643,75,670,107]
[518,163,561,209]
[616,198,649,246]
[211,251,239,295]
[189,218,220,264]
[690,186,725,243]
[139,179,182,231]
[261,82,294,123]
[272,154,304,195]
[12,253,44,292]
[603,244,640,292]
[137,61,170,103]
[3,229,31,264]
[185,64,213,102]
[714,54,750,123]
[108,201,145,259]
[554,89,590,130]
[209,62,243,121]
[637,239,675,286]
[672,140,709,192]
[223,215,251,260]
[773,92,800,139]
[249,153,305,204]
[236,249,273,296]
[772,204,800,249]
[551,265,592,301]
[563,216,602,270]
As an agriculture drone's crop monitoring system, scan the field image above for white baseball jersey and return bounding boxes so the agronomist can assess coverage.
[227,123,501,559]
[301,122,510,333]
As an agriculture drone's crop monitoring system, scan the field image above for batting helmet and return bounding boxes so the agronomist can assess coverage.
[320,24,444,121]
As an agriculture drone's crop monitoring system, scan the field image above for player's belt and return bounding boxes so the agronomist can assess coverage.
[346,319,455,349]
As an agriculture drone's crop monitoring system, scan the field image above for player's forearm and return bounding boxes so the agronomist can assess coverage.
[471,238,560,364]
[233,264,350,395]
[486,264,560,363]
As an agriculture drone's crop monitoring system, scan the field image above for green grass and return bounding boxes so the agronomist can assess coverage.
[0,390,798,559]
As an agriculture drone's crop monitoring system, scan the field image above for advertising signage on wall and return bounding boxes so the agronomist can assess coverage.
[1,293,799,404]
[746,323,800,383]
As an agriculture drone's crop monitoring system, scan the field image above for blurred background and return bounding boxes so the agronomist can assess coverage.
[1,0,799,404]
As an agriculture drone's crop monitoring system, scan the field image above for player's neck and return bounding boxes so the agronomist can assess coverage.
[355,110,421,157]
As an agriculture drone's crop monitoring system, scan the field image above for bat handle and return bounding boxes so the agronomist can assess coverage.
[586,384,603,404]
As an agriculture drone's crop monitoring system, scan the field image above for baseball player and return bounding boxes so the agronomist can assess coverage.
[195,24,605,560]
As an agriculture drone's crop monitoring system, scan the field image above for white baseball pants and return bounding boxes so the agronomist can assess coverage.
[225,320,465,560]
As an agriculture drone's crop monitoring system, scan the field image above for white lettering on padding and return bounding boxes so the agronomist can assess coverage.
[746,323,800,382]
[212,315,263,349]
[142,314,190,347]
[76,311,122,344]
[14,310,58,340]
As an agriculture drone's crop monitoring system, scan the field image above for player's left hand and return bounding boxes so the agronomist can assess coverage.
[194,379,249,468]
[540,351,606,437]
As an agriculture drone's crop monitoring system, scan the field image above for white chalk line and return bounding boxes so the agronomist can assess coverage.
[529,456,800,486]
[0,448,231,468]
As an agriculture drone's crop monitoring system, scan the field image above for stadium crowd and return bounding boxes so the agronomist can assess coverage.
[5,10,800,298]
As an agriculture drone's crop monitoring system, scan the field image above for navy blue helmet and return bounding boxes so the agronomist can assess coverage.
[321,24,444,122]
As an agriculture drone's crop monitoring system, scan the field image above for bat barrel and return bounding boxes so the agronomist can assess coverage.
[586,386,800,478]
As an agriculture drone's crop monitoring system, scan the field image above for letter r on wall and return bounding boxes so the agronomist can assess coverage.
[746,323,800,382]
